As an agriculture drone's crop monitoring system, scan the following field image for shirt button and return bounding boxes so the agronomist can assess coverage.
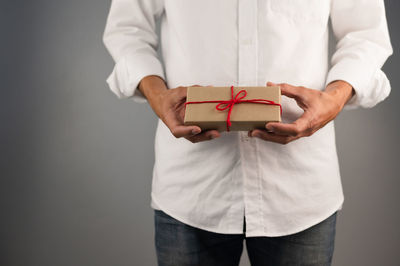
[240,38,253,45]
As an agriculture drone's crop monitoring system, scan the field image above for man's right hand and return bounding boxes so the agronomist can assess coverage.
[138,75,220,143]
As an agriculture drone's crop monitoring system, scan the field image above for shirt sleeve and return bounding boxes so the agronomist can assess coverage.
[103,0,165,103]
[325,0,393,110]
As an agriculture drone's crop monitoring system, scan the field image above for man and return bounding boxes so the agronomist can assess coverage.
[103,0,392,265]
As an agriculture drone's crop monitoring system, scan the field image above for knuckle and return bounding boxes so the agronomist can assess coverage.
[307,117,316,130]
[305,125,313,134]
[292,127,301,136]
[304,130,313,137]
[316,89,324,97]
[260,136,268,141]
[280,139,289,145]
[186,136,197,143]
[304,120,313,131]
[301,116,315,132]
[291,123,302,136]
[281,83,289,88]
[186,137,196,143]
[303,119,315,136]
[310,89,322,98]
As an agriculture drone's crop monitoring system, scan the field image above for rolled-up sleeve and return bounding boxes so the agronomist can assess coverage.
[325,0,393,109]
[103,0,165,102]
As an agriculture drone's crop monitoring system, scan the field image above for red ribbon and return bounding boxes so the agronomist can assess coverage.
[185,85,282,132]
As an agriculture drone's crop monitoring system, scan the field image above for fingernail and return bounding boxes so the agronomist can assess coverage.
[192,129,201,135]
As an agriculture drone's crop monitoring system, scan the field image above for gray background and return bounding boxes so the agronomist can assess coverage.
[1,1,399,265]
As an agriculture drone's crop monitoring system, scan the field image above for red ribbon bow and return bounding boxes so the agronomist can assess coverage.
[185,86,282,132]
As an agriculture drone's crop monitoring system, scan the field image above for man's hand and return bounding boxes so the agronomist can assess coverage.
[248,81,355,144]
[138,75,220,143]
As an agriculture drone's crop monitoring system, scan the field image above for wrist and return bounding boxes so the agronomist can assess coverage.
[324,80,355,108]
[138,75,168,97]
[138,75,168,116]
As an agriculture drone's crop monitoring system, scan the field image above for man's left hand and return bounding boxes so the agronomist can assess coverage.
[249,81,355,144]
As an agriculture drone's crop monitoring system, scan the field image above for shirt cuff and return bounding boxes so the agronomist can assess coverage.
[106,52,165,103]
[325,57,376,110]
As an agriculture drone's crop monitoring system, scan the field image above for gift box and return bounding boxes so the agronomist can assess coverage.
[184,86,281,132]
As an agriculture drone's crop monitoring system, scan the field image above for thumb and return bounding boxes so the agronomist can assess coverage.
[175,86,188,98]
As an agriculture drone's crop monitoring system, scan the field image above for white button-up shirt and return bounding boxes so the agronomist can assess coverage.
[103,0,393,237]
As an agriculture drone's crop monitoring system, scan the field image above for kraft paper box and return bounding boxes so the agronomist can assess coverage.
[184,86,281,132]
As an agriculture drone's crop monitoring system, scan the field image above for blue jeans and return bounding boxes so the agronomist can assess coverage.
[154,209,337,266]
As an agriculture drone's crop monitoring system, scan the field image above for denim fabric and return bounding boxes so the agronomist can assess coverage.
[154,209,337,266]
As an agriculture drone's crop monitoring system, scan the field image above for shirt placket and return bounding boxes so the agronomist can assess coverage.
[237,0,264,236]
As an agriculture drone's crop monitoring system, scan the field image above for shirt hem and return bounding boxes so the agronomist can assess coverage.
[151,192,344,237]
[245,195,345,237]
[151,192,244,235]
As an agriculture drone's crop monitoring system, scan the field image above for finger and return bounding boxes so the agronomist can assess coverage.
[265,111,314,137]
[191,84,214,87]
[279,83,304,100]
[186,130,220,143]
[169,125,202,138]
[268,82,305,102]
[175,86,188,98]
[164,112,202,137]
[250,129,295,145]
